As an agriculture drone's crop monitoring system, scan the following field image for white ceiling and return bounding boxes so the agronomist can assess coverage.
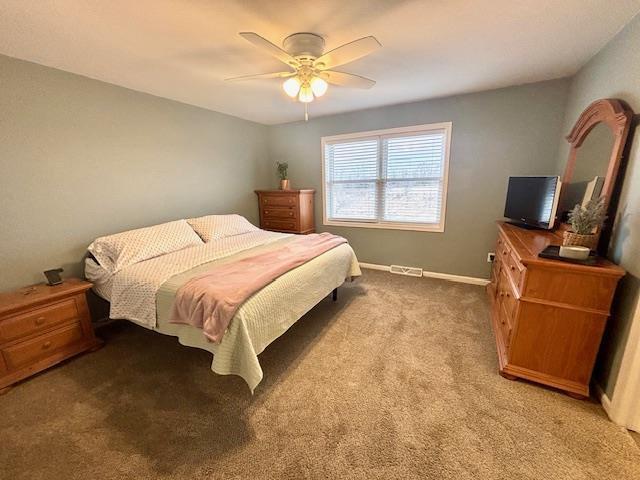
[1,1,639,125]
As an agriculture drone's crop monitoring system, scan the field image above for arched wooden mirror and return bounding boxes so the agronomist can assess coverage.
[557,99,634,251]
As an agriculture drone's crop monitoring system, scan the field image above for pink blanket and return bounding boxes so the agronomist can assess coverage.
[169,233,348,343]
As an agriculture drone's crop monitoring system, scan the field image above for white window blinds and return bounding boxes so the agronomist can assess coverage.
[323,123,451,231]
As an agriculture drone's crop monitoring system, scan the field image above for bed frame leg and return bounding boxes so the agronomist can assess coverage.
[332,288,338,302]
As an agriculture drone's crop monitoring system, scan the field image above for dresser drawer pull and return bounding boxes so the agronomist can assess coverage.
[35,317,46,325]
[42,341,52,350]
[265,210,269,214]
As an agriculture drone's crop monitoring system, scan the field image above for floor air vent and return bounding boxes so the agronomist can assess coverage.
[390,265,423,277]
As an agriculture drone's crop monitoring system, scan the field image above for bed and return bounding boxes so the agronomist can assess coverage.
[85,215,360,391]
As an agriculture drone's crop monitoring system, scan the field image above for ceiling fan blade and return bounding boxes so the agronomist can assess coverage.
[314,36,381,70]
[225,71,295,82]
[319,70,376,89]
[239,32,299,67]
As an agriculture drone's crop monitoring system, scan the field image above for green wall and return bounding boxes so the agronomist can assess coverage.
[0,55,269,291]
[268,80,570,279]
[555,15,640,398]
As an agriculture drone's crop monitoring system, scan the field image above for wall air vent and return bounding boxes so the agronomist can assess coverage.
[389,265,423,277]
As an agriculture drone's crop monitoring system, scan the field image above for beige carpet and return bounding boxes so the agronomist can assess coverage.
[1,269,639,479]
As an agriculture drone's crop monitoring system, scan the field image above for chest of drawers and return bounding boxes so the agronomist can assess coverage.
[0,278,102,394]
[487,222,624,398]
[255,189,315,234]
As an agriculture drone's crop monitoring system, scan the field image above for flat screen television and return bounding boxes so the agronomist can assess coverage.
[503,176,562,229]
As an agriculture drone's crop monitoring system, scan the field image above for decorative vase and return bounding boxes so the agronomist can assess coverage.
[280,179,290,190]
[562,231,598,250]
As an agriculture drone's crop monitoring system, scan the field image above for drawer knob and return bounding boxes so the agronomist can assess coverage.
[42,341,52,350]
[265,210,269,214]
[35,316,46,325]
[499,292,505,297]
[289,212,293,216]
[510,266,516,271]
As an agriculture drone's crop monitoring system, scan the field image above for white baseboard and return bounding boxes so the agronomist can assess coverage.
[359,262,391,272]
[594,381,640,432]
[359,262,490,286]
[594,383,613,418]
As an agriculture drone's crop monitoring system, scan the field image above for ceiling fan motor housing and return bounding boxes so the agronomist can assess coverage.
[283,32,325,61]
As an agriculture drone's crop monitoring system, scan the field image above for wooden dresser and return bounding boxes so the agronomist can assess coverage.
[0,279,102,394]
[487,222,624,398]
[255,189,315,234]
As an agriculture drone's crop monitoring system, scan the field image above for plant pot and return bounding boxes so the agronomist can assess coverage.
[280,179,290,190]
[562,231,598,250]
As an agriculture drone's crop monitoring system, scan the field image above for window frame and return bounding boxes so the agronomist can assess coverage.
[321,122,452,233]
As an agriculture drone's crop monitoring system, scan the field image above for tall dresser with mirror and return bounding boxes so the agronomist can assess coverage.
[487,99,634,398]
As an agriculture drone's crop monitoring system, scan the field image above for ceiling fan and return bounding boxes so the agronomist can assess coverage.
[226,32,381,120]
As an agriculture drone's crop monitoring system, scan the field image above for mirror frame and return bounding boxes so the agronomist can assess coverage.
[562,98,633,208]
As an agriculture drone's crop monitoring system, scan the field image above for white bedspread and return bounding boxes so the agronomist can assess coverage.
[156,240,360,391]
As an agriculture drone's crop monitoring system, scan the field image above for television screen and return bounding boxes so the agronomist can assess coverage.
[504,176,561,229]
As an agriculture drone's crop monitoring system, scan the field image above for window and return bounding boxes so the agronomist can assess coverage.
[322,123,451,232]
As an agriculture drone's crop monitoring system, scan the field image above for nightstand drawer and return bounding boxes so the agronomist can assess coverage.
[262,207,297,219]
[0,298,79,343]
[263,219,298,231]
[261,195,298,207]
[3,322,84,370]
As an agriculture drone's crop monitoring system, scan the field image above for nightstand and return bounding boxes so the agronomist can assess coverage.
[0,278,102,394]
[255,189,315,234]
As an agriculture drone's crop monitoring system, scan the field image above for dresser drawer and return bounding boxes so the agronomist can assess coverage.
[2,322,85,370]
[505,251,525,291]
[0,298,79,343]
[498,302,513,351]
[501,279,517,322]
[497,237,511,264]
[260,195,298,207]
[263,219,298,231]
[262,207,297,219]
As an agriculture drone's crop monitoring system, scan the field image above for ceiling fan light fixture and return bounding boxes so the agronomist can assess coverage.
[282,76,301,97]
[310,76,328,97]
[298,84,314,103]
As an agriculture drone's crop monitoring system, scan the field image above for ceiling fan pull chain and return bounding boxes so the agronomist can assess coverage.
[304,103,309,122]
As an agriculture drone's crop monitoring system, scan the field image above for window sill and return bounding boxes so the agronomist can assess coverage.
[323,219,445,233]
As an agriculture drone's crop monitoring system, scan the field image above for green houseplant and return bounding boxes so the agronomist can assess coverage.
[563,196,607,250]
[277,161,290,190]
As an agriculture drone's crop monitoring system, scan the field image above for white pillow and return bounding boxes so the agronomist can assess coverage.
[87,219,203,273]
[187,214,259,242]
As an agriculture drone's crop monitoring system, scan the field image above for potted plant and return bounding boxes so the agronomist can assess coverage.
[563,196,607,250]
[277,161,290,190]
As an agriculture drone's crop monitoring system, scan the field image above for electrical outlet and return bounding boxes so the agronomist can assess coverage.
[487,252,496,263]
